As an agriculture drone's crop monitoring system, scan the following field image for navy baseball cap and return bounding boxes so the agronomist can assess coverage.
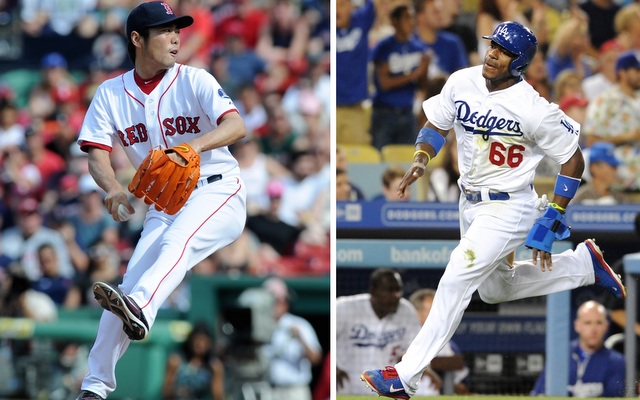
[615,51,640,73]
[126,1,194,40]
[41,52,67,69]
[589,142,620,167]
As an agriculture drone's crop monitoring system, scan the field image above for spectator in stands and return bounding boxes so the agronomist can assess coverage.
[371,165,411,202]
[172,0,215,69]
[336,0,376,145]
[0,262,57,322]
[336,168,353,202]
[531,300,625,397]
[162,321,225,400]
[414,0,468,78]
[552,66,587,103]
[28,52,80,121]
[65,240,121,309]
[475,0,528,58]
[579,0,621,51]
[545,13,597,82]
[1,197,74,281]
[31,243,73,305]
[237,85,268,137]
[599,4,640,54]
[277,149,324,227]
[335,145,365,201]
[524,51,552,101]
[246,180,303,257]
[574,142,628,205]
[370,4,429,151]
[441,0,479,66]
[582,51,640,190]
[66,174,118,253]
[313,351,331,400]
[409,288,469,395]
[582,44,621,101]
[256,0,310,73]
[1,144,42,198]
[260,104,304,167]
[0,98,25,154]
[23,125,66,192]
[264,277,323,400]
[220,21,268,99]
[427,135,459,202]
[231,135,291,216]
[214,0,268,50]
[336,268,421,395]
[19,0,99,68]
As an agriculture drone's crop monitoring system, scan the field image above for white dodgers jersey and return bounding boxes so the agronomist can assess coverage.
[336,294,421,395]
[423,65,581,193]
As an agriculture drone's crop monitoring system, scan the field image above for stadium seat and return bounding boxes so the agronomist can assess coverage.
[381,143,448,170]
[380,144,415,163]
[533,176,556,198]
[340,144,382,163]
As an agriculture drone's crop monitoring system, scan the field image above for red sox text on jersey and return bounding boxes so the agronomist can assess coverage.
[117,116,202,147]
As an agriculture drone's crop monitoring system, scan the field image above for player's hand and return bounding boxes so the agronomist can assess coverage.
[104,191,135,222]
[531,248,553,272]
[336,367,349,389]
[397,161,426,198]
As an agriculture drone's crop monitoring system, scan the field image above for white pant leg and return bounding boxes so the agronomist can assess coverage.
[395,192,594,393]
[81,312,131,397]
[127,176,246,326]
[477,242,595,304]
[82,176,245,397]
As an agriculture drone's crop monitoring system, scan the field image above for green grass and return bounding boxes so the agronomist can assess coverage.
[337,396,627,400]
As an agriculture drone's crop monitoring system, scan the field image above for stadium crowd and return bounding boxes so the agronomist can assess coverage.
[0,0,329,398]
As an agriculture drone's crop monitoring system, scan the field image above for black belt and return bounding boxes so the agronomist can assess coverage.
[462,186,510,202]
[195,174,222,189]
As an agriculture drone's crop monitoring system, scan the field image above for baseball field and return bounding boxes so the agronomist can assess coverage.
[337,397,627,400]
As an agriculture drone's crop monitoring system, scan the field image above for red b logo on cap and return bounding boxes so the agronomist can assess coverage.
[161,2,174,14]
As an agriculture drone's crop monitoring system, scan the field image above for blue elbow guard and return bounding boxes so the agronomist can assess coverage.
[554,173,581,199]
[525,207,571,253]
[415,127,446,155]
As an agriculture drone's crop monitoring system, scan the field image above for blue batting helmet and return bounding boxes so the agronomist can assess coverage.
[482,21,538,77]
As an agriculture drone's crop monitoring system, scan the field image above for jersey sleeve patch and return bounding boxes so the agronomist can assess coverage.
[217,88,230,99]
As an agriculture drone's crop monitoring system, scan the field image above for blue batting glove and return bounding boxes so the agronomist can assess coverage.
[525,207,570,253]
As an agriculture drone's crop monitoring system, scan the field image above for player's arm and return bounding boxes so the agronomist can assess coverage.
[397,121,448,198]
[185,111,246,154]
[87,146,134,221]
[551,147,584,210]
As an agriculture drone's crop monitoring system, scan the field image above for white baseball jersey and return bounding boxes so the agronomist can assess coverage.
[392,65,598,395]
[78,63,240,178]
[76,63,248,398]
[423,65,580,193]
[336,293,421,395]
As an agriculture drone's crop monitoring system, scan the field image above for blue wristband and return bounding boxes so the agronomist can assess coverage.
[416,127,446,155]
[554,173,581,199]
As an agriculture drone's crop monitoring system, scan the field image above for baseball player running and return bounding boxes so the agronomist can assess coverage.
[74,2,247,399]
[361,21,626,399]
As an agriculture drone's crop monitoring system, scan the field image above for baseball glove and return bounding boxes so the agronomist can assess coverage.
[128,144,200,215]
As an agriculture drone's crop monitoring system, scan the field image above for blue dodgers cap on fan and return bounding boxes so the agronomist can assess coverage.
[589,142,620,167]
[126,1,194,40]
[615,51,640,73]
